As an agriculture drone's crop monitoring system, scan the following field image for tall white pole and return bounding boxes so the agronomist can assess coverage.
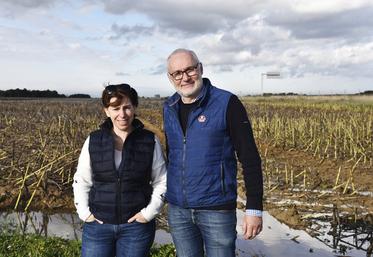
[261,71,281,96]
[261,73,264,96]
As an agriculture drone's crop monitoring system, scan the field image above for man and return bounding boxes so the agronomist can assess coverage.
[163,48,263,257]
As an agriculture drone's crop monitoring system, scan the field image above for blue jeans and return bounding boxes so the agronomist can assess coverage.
[81,220,155,257]
[168,204,237,257]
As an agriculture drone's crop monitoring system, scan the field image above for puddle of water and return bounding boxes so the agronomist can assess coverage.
[0,212,172,245]
[0,211,368,257]
[0,212,82,240]
[291,188,373,197]
[236,211,367,257]
[310,218,372,256]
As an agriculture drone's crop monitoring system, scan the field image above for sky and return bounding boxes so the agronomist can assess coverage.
[0,0,373,97]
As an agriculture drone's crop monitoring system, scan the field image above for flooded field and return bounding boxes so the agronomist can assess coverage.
[0,211,172,244]
[1,210,368,256]
[0,96,372,256]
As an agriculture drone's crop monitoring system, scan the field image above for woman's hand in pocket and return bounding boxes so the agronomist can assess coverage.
[85,214,103,224]
[128,212,148,223]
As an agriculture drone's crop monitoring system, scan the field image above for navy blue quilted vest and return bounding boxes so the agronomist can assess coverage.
[88,118,155,224]
[163,78,237,208]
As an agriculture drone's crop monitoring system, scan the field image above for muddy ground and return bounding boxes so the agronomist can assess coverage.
[0,143,372,247]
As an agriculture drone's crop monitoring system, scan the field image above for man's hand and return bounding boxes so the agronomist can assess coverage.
[242,215,262,240]
[128,212,148,223]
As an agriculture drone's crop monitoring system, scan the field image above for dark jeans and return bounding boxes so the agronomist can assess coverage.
[168,203,237,257]
[81,220,155,257]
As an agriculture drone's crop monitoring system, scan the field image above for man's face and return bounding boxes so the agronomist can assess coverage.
[167,52,203,102]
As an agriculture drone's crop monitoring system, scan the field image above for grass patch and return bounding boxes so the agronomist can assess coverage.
[150,243,176,256]
[0,231,176,257]
[0,232,81,257]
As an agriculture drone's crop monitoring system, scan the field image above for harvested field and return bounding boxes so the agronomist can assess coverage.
[0,96,372,254]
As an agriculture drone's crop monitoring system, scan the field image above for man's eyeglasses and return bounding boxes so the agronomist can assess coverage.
[105,84,131,95]
[168,63,200,81]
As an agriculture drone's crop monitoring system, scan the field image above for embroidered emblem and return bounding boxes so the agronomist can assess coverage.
[198,115,206,123]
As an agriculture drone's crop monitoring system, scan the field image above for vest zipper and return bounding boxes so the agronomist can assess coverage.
[117,177,121,223]
[182,136,187,206]
[112,135,122,224]
[182,104,200,207]
[115,127,138,224]
[169,102,189,207]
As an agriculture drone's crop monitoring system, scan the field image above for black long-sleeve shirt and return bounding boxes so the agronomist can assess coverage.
[178,95,263,211]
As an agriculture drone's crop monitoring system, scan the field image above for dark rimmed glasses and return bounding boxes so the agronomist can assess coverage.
[105,84,131,95]
[168,62,201,81]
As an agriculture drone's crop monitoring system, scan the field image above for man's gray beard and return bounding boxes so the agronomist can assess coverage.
[176,78,203,98]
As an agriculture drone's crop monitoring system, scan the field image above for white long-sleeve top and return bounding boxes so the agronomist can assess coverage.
[73,135,167,222]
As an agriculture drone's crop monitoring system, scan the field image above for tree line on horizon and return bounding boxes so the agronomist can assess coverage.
[0,88,91,98]
[255,90,373,97]
[1,88,372,98]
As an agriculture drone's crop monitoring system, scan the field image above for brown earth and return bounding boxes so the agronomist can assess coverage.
[0,183,75,213]
[0,132,371,233]
[255,143,373,230]
[264,143,372,192]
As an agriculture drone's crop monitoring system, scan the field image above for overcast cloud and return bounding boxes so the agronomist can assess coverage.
[0,0,372,95]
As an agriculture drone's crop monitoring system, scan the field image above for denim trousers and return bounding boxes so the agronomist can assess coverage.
[168,204,237,257]
[81,219,155,257]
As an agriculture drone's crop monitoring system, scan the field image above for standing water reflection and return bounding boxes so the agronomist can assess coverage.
[0,210,369,257]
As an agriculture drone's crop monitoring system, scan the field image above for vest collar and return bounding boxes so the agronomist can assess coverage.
[99,117,144,132]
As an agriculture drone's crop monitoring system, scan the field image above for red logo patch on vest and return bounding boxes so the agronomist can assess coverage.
[198,115,206,123]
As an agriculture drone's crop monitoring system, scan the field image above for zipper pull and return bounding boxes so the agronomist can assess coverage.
[183,137,186,144]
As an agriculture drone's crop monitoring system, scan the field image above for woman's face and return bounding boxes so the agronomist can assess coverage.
[104,96,135,133]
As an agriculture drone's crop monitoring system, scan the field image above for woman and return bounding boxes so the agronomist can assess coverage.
[73,84,167,257]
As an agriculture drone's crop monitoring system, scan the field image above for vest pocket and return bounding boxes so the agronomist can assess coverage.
[220,163,226,195]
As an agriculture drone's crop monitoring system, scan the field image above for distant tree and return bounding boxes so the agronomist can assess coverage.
[360,90,373,95]
[261,92,298,96]
[68,94,91,98]
[263,93,274,97]
[0,88,66,97]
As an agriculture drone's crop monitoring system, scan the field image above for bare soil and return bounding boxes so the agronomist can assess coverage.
[256,143,373,231]
[0,135,371,237]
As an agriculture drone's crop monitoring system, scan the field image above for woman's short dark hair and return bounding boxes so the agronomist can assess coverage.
[101,83,138,108]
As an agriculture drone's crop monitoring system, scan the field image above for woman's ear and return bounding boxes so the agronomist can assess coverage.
[104,108,110,117]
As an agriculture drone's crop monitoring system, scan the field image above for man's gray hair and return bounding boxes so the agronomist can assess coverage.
[167,48,200,67]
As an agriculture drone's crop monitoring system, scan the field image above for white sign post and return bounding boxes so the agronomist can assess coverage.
[261,71,281,96]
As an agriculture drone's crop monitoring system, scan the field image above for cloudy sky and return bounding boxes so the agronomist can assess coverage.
[1,0,373,97]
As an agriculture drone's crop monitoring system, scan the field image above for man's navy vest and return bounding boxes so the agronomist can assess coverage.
[88,118,155,224]
[163,78,237,208]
